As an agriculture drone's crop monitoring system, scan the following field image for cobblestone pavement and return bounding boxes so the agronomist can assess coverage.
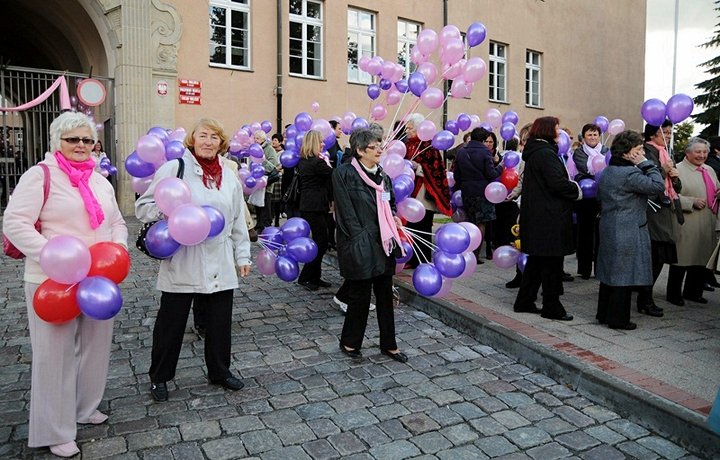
[0,218,707,459]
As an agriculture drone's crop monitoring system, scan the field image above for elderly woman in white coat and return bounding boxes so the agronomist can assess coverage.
[667,137,720,305]
[3,112,128,457]
[136,118,251,402]
[595,130,665,330]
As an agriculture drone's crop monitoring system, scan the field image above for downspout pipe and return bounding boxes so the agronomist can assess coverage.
[441,0,448,131]
[276,0,283,134]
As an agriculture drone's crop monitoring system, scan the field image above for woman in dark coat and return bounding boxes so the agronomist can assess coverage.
[296,130,334,291]
[513,117,581,320]
[454,127,503,262]
[333,129,407,362]
[596,131,665,330]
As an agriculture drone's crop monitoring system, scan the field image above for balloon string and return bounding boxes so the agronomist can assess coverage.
[400,226,439,252]
[398,226,435,264]
[258,238,285,251]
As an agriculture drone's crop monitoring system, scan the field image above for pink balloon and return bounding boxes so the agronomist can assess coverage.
[371,104,387,121]
[443,59,466,80]
[607,118,625,136]
[458,252,478,279]
[411,46,428,65]
[131,176,153,195]
[417,120,437,142]
[392,64,406,82]
[458,222,483,252]
[431,277,453,298]
[397,198,426,223]
[485,182,508,204]
[440,37,465,65]
[367,58,382,76]
[342,112,357,132]
[155,177,193,216]
[463,57,487,83]
[256,249,278,275]
[40,235,91,284]
[589,155,607,175]
[493,245,520,269]
[311,101,320,113]
[385,140,407,157]
[382,153,406,179]
[395,263,406,275]
[311,118,333,139]
[417,62,438,85]
[168,204,211,246]
[469,114,481,129]
[420,88,445,109]
[386,88,402,106]
[136,134,166,164]
[381,61,397,79]
[358,56,371,72]
[416,29,439,55]
[485,108,503,128]
[439,24,461,46]
[450,78,472,99]
[446,171,455,188]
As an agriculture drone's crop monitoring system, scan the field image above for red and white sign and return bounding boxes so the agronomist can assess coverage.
[156,80,168,96]
[178,79,202,105]
[77,79,107,106]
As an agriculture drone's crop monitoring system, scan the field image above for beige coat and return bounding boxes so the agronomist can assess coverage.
[673,159,720,266]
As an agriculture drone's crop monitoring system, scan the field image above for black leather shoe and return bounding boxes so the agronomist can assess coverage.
[708,278,720,288]
[381,349,409,363]
[339,343,362,358]
[562,272,574,282]
[541,313,574,321]
[513,306,542,314]
[579,273,591,280]
[317,279,331,288]
[609,322,637,330]
[211,376,244,391]
[637,304,664,317]
[505,276,521,288]
[684,295,708,304]
[298,280,319,291]
[703,284,715,292]
[666,296,685,306]
[151,382,168,402]
[195,325,206,339]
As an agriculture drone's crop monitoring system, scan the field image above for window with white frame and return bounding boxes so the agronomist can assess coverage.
[209,0,250,69]
[347,8,376,84]
[525,50,542,107]
[289,0,323,78]
[489,42,507,102]
[397,19,421,75]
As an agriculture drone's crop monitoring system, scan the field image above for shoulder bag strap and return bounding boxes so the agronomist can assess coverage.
[176,157,185,179]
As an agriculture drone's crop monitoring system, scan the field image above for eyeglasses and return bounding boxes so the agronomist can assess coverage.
[61,137,96,146]
[366,145,382,151]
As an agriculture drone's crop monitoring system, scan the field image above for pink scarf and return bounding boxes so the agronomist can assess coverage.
[698,166,719,214]
[350,158,405,257]
[54,152,105,229]
[649,141,679,200]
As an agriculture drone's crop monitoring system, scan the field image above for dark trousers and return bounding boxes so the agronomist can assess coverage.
[597,283,632,327]
[340,275,397,351]
[335,280,350,302]
[636,251,666,307]
[667,265,705,300]
[406,210,435,267]
[255,192,273,232]
[575,199,599,277]
[192,295,207,329]
[298,211,329,284]
[493,201,519,248]
[326,212,336,248]
[513,255,566,317]
[149,290,233,383]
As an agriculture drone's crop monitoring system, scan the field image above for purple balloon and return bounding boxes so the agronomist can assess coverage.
[165,140,185,161]
[450,190,463,208]
[517,252,528,273]
[281,217,311,242]
[40,235,91,284]
[147,126,170,145]
[280,150,300,168]
[466,22,487,47]
[666,93,694,124]
[256,249,277,275]
[250,163,265,178]
[493,245,520,269]
[456,113,472,131]
[395,79,409,94]
[248,143,264,159]
[294,112,313,132]
[451,208,467,222]
[407,72,428,97]
[397,197,426,223]
[479,122,493,132]
[579,178,598,199]
[261,120,273,133]
[412,263,443,296]
[445,120,460,136]
[499,122,516,141]
[285,125,298,139]
[259,227,285,245]
[557,130,570,155]
[379,78,392,90]
[286,237,318,263]
[594,116,609,133]
[275,255,299,282]
[125,151,156,178]
[393,175,414,202]
[77,276,123,320]
[502,151,520,169]
[367,84,381,100]
[145,220,181,259]
[435,223,471,254]
[432,250,467,278]
[244,176,257,189]
[284,138,298,153]
[396,241,414,264]
[107,166,118,176]
[351,117,370,132]
[501,111,519,125]
[641,99,667,126]
[202,205,225,238]
[432,130,455,150]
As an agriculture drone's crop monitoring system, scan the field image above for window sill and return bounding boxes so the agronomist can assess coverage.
[489,99,510,105]
[525,104,544,110]
[289,74,326,82]
[209,64,253,72]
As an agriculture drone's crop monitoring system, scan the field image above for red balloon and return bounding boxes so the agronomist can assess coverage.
[33,279,80,324]
[499,169,519,191]
[87,242,131,284]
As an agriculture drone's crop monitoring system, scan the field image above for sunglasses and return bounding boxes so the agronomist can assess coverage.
[61,137,96,146]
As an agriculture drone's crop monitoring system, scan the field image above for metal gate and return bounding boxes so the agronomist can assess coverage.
[0,66,114,210]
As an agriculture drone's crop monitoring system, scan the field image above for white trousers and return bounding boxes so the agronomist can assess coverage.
[25,282,114,448]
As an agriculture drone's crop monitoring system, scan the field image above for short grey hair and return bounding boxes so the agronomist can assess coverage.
[368,122,385,140]
[405,113,424,128]
[686,136,710,153]
[49,112,97,153]
[254,130,267,141]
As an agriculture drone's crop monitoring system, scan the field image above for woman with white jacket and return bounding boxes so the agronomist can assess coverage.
[136,118,251,402]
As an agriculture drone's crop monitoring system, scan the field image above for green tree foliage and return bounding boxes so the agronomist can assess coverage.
[673,121,695,162]
[693,0,720,137]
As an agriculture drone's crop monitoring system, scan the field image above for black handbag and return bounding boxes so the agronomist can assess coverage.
[282,173,300,208]
[136,158,185,258]
[266,168,280,185]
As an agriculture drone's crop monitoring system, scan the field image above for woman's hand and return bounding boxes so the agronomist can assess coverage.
[626,151,648,165]
[693,198,707,210]
[667,167,679,178]
[394,216,403,228]
[237,265,251,277]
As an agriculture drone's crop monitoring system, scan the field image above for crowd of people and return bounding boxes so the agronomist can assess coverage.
[3,109,719,457]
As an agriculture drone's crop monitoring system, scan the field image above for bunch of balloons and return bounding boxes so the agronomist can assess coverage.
[402,222,482,298]
[97,156,117,177]
[254,217,319,282]
[483,150,521,205]
[277,113,337,169]
[592,116,626,137]
[34,237,130,323]
[641,93,694,126]
[126,126,188,195]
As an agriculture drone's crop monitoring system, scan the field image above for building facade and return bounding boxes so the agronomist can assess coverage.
[1,0,647,213]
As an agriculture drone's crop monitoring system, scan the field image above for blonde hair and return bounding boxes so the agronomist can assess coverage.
[185,118,229,154]
[300,130,323,159]
[49,112,97,153]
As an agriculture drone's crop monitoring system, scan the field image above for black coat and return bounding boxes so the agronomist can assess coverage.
[297,156,333,212]
[454,140,503,198]
[332,162,396,280]
[519,139,580,256]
